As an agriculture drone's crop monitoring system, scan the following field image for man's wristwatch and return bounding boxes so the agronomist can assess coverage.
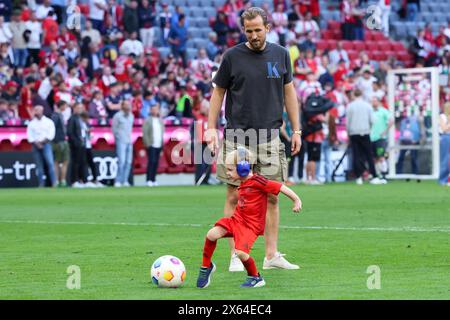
[292,130,302,136]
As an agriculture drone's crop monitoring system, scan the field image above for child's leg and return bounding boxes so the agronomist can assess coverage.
[235,250,259,277]
[202,226,227,268]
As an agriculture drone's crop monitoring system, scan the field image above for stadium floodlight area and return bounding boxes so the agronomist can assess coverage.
[386,67,440,180]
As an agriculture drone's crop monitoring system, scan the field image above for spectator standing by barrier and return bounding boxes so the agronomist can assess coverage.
[112,100,134,187]
[51,100,69,187]
[67,103,87,188]
[370,96,393,182]
[346,89,383,185]
[26,105,56,187]
[143,104,164,187]
[81,111,103,188]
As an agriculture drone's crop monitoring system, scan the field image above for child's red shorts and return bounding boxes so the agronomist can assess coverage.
[214,217,258,254]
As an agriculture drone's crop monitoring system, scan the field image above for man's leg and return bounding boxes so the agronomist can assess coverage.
[32,145,45,187]
[42,143,57,187]
[264,194,279,260]
[260,137,299,269]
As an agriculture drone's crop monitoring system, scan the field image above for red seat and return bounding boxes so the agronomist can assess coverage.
[93,138,114,151]
[353,40,365,51]
[364,31,375,41]
[340,40,353,51]
[322,30,334,40]
[347,50,359,61]
[16,139,31,151]
[78,4,89,15]
[326,40,338,50]
[327,20,341,30]
[370,51,383,61]
[377,51,387,61]
[391,41,405,52]
[372,32,385,41]
[385,51,396,60]
[398,52,412,62]
[332,29,342,40]
[378,40,392,51]
[0,139,15,151]
[365,41,379,51]
[316,40,327,51]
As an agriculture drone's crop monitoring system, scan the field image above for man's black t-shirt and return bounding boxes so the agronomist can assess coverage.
[213,42,293,140]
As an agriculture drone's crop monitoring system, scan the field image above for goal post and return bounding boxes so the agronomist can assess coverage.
[386,67,440,180]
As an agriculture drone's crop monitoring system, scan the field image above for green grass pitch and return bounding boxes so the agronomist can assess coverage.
[0,181,449,299]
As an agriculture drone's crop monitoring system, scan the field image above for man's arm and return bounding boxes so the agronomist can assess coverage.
[284,81,301,155]
[205,85,226,155]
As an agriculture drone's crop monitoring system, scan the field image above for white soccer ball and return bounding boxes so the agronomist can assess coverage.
[150,255,186,288]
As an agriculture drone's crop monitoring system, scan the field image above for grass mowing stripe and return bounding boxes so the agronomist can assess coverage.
[1,219,449,233]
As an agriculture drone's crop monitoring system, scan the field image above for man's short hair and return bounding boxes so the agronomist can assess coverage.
[240,7,269,27]
[57,100,67,109]
[353,89,363,97]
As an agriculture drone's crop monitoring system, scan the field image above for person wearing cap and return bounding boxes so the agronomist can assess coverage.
[26,104,57,187]
[1,81,19,102]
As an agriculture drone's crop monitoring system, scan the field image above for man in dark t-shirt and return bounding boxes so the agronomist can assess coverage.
[51,101,69,187]
[206,7,303,272]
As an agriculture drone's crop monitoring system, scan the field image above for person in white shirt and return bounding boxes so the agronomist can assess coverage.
[190,48,214,73]
[294,12,320,43]
[0,16,12,44]
[89,0,108,31]
[266,28,280,44]
[81,20,102,47]
[378,0,391,37]
[329,41,350,69]
[271,3,288,46]
[356,69,378,101]
[299,71,324,103]
[142,104,165,187]
[25,12,43,65]
[26,104,57,187]
[101,66,117,89]
[66,65,83,90]
[119,31,144,57]
[35,0,56,21]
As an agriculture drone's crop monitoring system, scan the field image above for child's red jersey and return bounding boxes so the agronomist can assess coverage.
[233,175,282,236]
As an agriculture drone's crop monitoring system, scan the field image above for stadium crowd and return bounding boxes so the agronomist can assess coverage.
[0,0,449,187]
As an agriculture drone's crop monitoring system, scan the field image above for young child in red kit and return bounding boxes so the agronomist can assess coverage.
[197,147,302,288]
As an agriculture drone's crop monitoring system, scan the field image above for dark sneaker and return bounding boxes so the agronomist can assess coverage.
[196,262,216,288]
[240,275,266,288]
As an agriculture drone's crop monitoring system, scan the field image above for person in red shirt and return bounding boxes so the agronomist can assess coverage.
[196,147,302,288]
[19,77,36,120]
[42,11,59,47]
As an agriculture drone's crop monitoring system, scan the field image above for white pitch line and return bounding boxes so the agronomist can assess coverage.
[0,220,449,233]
